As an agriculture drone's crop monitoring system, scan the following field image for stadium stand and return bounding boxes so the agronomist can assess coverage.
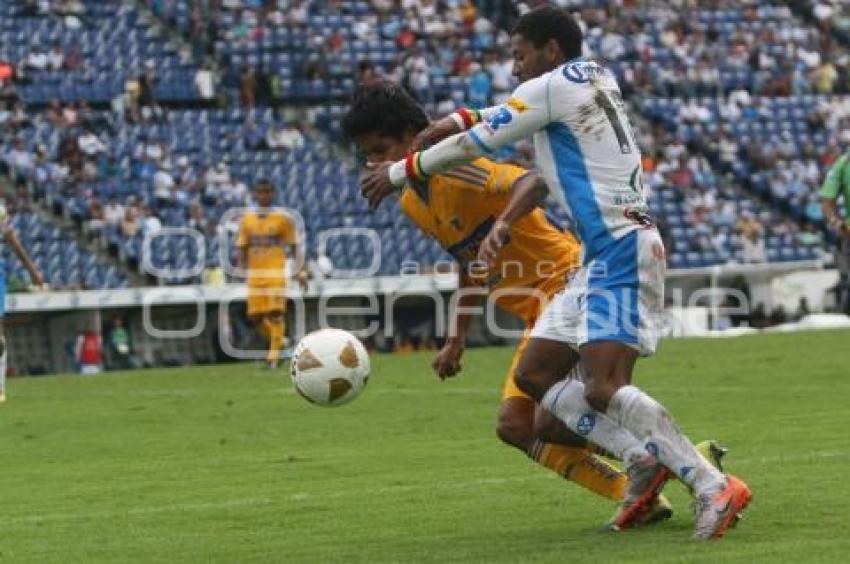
[1,0,846,287]
[1,1,199,104]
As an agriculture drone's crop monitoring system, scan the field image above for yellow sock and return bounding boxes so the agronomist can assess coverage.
[256,319,271,340]
[529,441,626,501]
[265,317,284,363]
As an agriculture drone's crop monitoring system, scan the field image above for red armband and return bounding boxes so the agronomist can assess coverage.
[456,107,481,129]
[404,152,427,182]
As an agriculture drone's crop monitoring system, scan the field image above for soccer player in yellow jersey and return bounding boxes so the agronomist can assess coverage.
[342,82,673,515]
[236,180,305,368]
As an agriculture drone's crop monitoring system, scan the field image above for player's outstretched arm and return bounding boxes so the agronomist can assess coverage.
[360,76,552,208]
[478,173,548,266]
[432,272,484,380]
[4,228,44,287]
[411,105,504,151]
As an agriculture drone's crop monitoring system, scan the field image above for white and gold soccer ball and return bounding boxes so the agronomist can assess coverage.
[290,328,370,407]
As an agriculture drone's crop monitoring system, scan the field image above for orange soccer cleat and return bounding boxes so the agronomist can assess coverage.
[609,455,673,531]
[693,475,753,540]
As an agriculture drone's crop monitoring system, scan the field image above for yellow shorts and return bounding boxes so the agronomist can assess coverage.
[501,327,533,402]
[500,278,570,402]
[246,286,286,317]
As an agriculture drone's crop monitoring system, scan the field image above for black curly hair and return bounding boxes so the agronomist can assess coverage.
[342,81,430,141]
[512,6,583,61]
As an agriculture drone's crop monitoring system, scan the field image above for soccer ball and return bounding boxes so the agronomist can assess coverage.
[290,329,370,407]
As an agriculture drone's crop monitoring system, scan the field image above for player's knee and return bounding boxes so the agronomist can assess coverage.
[496,408,533,451]
[496,419,531,451]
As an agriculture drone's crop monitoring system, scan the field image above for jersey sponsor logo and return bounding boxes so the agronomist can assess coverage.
[576,412,596,435]
[624,207,655,228]
[613,193,644,206]
[485,107,514,132]
[506,97,528,113]
[564,60,607,84]
[563,62,590,83]
[645,441,659,457]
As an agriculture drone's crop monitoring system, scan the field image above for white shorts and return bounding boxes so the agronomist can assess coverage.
[530,229,666,357]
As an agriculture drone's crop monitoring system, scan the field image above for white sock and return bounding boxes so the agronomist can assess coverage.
[607,385,724,493]
[542,378,647,466]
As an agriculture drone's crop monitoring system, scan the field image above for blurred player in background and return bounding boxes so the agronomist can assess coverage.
[360,7,750,539]
[236,180,306,369]
[821,152,850,313]
[344,82,680,520]
[0,206,45,402]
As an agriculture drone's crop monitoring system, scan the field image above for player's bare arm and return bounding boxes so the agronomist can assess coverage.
[822,198,848,237]
[360,77,550,208]
[479,173,549,265]
[411,106,505,152]
[360,130,485,209]
[432,273,483,380]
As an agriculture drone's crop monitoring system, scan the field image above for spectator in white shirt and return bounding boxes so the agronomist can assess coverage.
[485,50,513,102]
[203,161,230,205]
[742,230,767,263]
[144,139,165,163]
[678,98,711,123]
[266,122,304,151]
[0,102,10,126]
[5,138,34,179]
[25,47,48,71]
[77,128,106,157]
[141,206,162,235]
[729,85,751,108]
[222,178,248,206]
[47,45,64,71]
[103,196,125,227]
[194,63,216,100]
[153,164,175,208]
[600,23,626,60]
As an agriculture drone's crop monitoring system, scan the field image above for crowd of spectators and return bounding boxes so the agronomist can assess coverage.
[1,0,848,289]
[147,0,520,111]
[1,91,320,278]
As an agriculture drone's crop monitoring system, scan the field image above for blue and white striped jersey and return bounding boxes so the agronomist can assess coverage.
[464,58,650,262]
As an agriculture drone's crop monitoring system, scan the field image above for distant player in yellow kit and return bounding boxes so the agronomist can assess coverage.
[236,180,305,368]
[342,82,664,514]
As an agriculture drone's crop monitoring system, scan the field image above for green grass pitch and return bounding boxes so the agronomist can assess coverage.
[2,330,850,563]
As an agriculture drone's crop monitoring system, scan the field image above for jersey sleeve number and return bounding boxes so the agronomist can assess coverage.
[594,89,634,154]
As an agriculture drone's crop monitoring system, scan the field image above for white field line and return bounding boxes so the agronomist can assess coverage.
[34,387,504,398]
[3,450,845,527]
[1,475,542,527]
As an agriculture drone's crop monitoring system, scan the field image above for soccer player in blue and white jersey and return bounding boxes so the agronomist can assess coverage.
[0,206,45,403]
[360,6,751,540]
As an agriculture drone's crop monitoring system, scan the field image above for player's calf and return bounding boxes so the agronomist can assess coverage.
[533,406,588,448]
